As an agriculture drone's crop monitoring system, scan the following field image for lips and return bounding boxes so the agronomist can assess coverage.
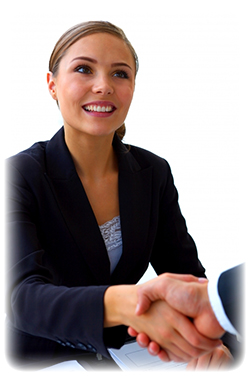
[82,101,116,114]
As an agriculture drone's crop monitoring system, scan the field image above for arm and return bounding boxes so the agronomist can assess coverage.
[209,265,244,337]
[6,158,114,358]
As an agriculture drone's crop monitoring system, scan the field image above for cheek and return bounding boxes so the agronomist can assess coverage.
[58,80,88,105]
[120,87,134,109]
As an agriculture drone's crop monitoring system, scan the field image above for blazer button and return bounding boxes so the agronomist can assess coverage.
[87,344,97,353]
[65,341,75,348]
[78,342,87,351]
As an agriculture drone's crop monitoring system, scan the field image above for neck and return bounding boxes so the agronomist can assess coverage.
[64,127,117,180]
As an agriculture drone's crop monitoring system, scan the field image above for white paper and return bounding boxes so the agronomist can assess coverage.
[39,360,86,372]
[109,341,187,371]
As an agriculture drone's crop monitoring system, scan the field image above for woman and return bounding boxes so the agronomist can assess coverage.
[6,21,232,370]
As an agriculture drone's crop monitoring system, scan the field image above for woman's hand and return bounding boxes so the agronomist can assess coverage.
[104,285,221,363]
[128,328,171,362]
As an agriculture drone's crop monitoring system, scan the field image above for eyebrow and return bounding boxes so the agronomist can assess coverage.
[70,56,133,70]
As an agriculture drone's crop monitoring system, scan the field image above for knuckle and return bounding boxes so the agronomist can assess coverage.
[161,329,173,343]
[216,347,225,358]
[186,284,197,299]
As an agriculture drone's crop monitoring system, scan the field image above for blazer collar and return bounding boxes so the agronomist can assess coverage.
[45,127,78,180]
[45,127,141,179]
[45,127,152,284]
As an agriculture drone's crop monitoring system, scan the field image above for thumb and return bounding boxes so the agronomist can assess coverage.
[135,277,159,316]
[135,291,152,315]
[135,278,166,315]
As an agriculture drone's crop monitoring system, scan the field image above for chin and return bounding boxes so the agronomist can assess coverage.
[82,126,117,138]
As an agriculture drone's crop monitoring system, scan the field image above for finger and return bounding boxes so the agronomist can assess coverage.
[134,336,171,362]
[164,348,190,363]
[220,345,233,361]
[136,276,170,315]
[159,333,196,362]
[148,341,161,356]
[130,328,190,362]
[127,326,138,337]
[136,333,150,348]
[157,349,171,362]
[193,353,212,370]
[135,292,152,316]
[208,346,233,370]
[186,358,198,371]
[142,335,192,363]
[145,343,171,362]
[133,322,194,362]
[186,346,233,371]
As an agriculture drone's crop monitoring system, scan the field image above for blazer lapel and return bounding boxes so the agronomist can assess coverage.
[111,137,153,283]
[45,128,111,284]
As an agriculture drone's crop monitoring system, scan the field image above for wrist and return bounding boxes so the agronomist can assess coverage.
[195,282,225,339]
[103,285,139,328]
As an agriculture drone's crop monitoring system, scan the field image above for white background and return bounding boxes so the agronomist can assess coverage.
[1,0,249,372]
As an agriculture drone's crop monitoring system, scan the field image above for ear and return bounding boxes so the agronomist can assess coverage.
[47,72,58,101]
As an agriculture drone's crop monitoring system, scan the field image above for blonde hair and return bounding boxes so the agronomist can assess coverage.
[49,21,139,140]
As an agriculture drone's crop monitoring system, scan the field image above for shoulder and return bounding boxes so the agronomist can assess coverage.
[6,141,48,177]
[127,144,172,175]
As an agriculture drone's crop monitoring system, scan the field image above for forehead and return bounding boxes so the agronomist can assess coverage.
[63,33,135,68]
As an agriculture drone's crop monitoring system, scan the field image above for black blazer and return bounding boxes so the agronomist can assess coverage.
[6,127,205,365]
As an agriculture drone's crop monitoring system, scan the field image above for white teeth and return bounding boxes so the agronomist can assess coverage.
[84,105,113,113]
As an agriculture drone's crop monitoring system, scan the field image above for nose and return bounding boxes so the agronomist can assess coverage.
[92,74,114,95]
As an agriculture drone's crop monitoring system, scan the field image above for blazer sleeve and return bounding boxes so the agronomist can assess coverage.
[150,160,206,278]
[217,264,244,335]
[6,158,114,360]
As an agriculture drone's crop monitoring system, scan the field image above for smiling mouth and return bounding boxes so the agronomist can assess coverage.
[83,104,116,113]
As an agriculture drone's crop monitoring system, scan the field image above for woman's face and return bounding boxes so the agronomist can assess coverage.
[47,33,136,139]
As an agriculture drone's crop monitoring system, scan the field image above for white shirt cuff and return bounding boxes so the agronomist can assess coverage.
[207,272,240,338]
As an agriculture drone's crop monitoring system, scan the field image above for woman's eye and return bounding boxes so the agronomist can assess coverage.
[75,65,92,74]
[113,70,129,79]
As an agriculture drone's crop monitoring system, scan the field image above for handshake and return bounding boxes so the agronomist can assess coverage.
[126,267,242,371]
